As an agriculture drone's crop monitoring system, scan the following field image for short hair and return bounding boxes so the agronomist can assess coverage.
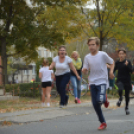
[87,37,100,45]
[58,45,66,51]
[117,48,126,53]
[42,59,49,66]
[58,45,67,55]
[71,51,80,58]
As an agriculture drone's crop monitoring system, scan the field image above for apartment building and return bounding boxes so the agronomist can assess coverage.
[7,47,54,83]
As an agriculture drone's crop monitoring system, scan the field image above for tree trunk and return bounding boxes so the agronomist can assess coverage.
[1,37,8,84]
[99,30,103,51]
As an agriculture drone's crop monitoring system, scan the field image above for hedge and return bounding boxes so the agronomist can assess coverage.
[2,82,41,97]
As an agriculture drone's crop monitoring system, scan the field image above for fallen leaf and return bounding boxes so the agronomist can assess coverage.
[0,109,6,113]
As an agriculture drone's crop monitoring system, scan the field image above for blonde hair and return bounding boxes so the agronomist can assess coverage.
[42,59,49,66]
[87,37,100,45]
[71,51,80,58]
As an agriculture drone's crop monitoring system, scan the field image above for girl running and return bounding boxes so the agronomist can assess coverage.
[39,59,54,107]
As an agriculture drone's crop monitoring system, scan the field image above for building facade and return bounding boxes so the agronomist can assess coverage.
[8,47,54,83]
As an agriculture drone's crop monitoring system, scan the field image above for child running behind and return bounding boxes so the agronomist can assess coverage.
[39,59,54,107]
[114,48,133,115]
[82,37,114,130]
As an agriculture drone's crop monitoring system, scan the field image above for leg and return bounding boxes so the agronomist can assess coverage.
[56,76,62,105]
[116,81,124,107]
[117,81,124,100]
[42,88,46,103]
[45,86,51,104]
[124,83,131,109]
[70,75,78,99]
[77,76,82,100]
[60,73,70,105]
[90,85,106,123]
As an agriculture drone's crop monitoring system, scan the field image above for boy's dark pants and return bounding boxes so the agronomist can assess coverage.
[90,84,106,123]
[117,81,132,109]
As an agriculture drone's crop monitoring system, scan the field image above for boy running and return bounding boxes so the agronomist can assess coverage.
[82,37,114,130]
[114,48,133,115]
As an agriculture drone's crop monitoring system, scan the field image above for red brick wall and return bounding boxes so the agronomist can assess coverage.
[0,56,2,85]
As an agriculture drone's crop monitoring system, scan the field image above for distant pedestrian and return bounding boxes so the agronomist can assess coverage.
[39,59,54,107]
[49,46,80,108]
[82,37,114,130]
[70,51,82,104]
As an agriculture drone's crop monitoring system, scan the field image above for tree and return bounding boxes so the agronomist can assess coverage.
[0,0,88,84]
[79,0,134,51]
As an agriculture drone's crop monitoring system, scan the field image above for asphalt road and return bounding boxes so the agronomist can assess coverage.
[0,104,134,134]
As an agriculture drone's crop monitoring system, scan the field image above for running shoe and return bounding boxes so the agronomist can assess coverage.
[77,99,81,104]
[125,108,130,115]
[104,94,109,108]
[59,105,64,108]
[117,97,123,107]
[98,123,107,130]
[47,103,50,107]
[74,98,78,104]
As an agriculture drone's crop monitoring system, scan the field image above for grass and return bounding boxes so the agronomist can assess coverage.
[0,91,118,113]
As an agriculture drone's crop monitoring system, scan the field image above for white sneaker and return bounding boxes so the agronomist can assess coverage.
[47,103,50,107]
[41,103,45,107]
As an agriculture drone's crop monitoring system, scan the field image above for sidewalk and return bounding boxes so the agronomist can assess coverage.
[0,99,134,124]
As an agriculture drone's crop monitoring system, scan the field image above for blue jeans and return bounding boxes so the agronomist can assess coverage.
[56,73,70,105]
[70,75,82,99]
[90,84,106,123]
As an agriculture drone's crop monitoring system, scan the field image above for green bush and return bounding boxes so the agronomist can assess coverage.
[19,82,41,97]
[4,82,41,97]
[5,84,20,96]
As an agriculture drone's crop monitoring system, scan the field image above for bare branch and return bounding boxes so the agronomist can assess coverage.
[81,6,97,36]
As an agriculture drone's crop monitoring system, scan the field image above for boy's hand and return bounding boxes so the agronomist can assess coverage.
[109,71,114,79]
[82,68,88,74]
[125,60,128,66]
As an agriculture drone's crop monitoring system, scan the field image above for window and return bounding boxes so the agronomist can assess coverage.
[32,65,36,75]
[24,70,29,75]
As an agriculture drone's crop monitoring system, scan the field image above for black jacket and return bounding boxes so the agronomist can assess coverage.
[114,59,133,83]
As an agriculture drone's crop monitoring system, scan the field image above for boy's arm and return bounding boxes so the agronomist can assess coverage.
[82,56,89,75]
[103,52,115,79]
[125,60,133,73]
[82,68,88,74]
[108,62,115,79]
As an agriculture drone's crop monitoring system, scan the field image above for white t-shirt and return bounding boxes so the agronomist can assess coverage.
[83,51,113,89]
[39,66,53,82]
[53,56,72,76]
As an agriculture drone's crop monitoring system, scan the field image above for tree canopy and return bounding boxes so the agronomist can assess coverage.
[79,0,134,50]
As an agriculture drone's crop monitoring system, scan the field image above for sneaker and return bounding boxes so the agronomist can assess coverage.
[104,94,109,108]
[41,103,45,107]
[47,103,50,107]
[59,105,64,108]
[74,98,78,104]
[77,99,81,104]
[98,123,107,130]
[117,97,123,107]
[125,108,130,115]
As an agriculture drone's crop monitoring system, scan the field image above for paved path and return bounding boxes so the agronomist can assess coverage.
[0,99,134,134]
